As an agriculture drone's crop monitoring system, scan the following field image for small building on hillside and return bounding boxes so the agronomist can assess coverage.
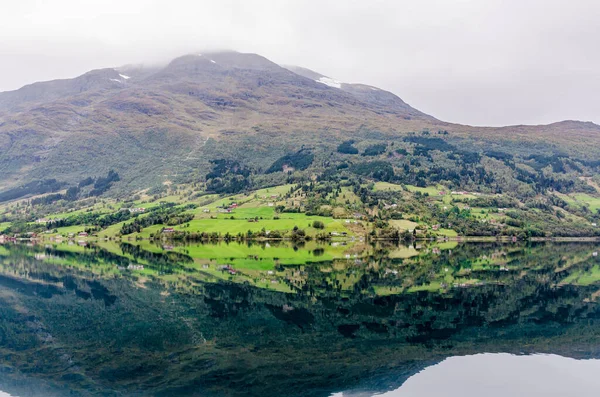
[163,228,175,233]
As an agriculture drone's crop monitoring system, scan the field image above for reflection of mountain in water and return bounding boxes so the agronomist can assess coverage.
[0,242,599,396]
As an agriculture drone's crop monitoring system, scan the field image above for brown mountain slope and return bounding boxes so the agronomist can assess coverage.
[0,51,598,191]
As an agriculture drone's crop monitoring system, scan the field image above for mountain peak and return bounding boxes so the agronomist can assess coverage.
[171,51,282,72]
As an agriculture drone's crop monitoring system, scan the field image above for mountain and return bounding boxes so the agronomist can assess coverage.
[0,50,598,198]
[284,65,431,118]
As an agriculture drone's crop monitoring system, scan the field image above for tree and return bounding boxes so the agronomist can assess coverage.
[313,220,325,229]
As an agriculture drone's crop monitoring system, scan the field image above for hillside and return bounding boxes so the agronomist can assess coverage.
[0,50,599,214]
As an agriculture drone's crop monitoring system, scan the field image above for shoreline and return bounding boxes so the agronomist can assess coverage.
[4,235,600,244]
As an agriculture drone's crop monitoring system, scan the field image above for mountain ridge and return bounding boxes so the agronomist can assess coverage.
[0,50,598,194]
[1,51,596,129]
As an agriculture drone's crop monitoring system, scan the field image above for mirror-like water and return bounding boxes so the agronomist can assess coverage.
[0,241,600,396]
[355,354,600,397]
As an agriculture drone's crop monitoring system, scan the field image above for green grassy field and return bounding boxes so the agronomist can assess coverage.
[336,187,362,205]
[389,219,418,231]
[572,193,600,212]
[556,192,600,213]
[54,225,89,236]
[435,228,459,237]
[177,216,349,236]
[373,182,404,192]
[405,184,445,196]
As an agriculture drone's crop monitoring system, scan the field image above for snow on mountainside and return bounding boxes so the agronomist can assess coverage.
[316,76,343,88]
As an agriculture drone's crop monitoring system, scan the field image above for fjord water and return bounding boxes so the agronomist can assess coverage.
[1,241,600,396]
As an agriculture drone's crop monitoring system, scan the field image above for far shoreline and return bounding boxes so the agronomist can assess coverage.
[4,235,600,244]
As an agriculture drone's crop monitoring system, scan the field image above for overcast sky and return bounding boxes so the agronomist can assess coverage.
[1,0,598,126]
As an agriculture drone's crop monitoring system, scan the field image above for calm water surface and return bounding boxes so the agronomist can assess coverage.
[363,354,600,397]
[0,241,599,396]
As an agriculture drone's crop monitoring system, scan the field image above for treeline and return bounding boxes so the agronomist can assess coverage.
[205,159,252,194]
[89,170,120,196]
[151,226,325,242]
[266,149,314,173]
[0,179,66,203]
[120,204,196,235]
[337,140,358,154]
[27,171,121,208]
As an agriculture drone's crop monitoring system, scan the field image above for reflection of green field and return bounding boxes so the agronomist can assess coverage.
[174,241,353,266]
[387,246,420,259]
[406,282,443,293]
[561,264,600,286]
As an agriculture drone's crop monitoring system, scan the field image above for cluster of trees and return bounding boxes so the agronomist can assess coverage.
[337,140,359,154]
[120,204,196,235]
[350,161,395,182]
[28,171,121,208]
[362,143,387,157]
[89,170,120,197]
[266,149,315,174]
[337,141,388,157]
[0,179,66,203]
[205,159,252,194]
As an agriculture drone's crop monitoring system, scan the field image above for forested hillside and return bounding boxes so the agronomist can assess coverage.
[1,51,600,238]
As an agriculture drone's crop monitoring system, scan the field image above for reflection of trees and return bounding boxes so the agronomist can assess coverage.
[0,242,599,396]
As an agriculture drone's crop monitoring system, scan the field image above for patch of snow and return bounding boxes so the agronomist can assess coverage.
[210,59,216,64]
[370,87,378,91]
[196,53,203,57]
[119,74,130,80]
[109,78,123,83]
[316,76,342,89]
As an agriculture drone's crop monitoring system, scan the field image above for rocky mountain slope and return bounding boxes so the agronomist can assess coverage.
[0,50,598,194]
